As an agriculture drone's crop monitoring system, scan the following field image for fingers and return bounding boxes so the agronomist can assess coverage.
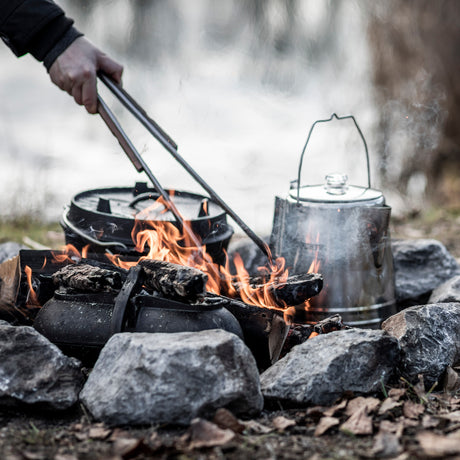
[81,71,98,114]
[98,54,124,84]
[48,37,123,114]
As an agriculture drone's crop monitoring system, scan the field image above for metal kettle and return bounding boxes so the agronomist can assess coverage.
[270,114,396,328]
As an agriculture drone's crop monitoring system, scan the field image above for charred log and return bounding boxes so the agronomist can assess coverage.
[52,264,123,293]
[140,259,208,301]
[232,272,323,307]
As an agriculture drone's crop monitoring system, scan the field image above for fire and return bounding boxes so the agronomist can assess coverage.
[24,265,40,307]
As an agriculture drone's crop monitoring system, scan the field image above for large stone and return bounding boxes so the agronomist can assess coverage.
[392,239,459,305]
[429,275,460,303]
[0,323,83,409]
[382,303,460,388]
[0,242,24,264]
[80,329,263,425]
[260,329,400,406]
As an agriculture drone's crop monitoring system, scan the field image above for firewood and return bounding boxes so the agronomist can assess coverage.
[140,259,208,301]
[233,272,323,307]
[52,263,123,292]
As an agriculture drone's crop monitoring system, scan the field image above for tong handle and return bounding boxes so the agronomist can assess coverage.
[97,96,143,172]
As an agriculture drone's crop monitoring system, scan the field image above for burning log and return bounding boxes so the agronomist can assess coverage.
[139,259,208,301]
[233,272,323,307]
[52,264,123,293]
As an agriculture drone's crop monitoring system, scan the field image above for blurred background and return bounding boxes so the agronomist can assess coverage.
[0,0,459,237]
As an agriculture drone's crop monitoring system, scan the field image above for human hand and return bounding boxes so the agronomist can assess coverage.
[49,36,123,114]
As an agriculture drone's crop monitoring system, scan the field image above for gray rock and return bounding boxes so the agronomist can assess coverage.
[260,329,400,406]
[429,275,460,303]
[0,242,24,264]
[80,329,263,425]
[0,323,83,409]
[392,239,459,304]
[382,303,460,388]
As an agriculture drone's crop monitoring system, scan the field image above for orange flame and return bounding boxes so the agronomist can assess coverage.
[24,265,40,307]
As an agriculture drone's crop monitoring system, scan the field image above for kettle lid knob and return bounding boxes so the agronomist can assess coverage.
[325,173,348,195]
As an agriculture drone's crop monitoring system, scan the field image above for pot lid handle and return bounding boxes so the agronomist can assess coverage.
[295,113,371,205]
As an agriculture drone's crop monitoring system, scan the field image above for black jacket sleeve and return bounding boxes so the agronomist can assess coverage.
[0,0,83,70]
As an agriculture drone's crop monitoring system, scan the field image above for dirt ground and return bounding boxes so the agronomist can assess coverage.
[1,211,460,460]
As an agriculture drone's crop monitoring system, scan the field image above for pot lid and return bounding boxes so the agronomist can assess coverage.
[290,173,384,204]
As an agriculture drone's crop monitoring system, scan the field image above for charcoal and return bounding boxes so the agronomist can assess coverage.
[80,329,263,425]
[0,322,83,410]
[260,329,400,406]
[382,302,460,388]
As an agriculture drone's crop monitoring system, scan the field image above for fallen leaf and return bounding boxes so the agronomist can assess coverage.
[22,452,46,460]
[323,399,347,417]
[378,398,402,415]
[345,396,380,416]
[272,416,296,431]
[187,418,235,449]
[417,431,460,457]
[112,437,144,458]
[340,407,373,436]
[438,410,460,423]
[242,420,273,435]
[314,417,340,437]
[213,408,245,434]
[422,415,440,429]
[88,424,112,440]
[379,420,404,438]
[388,388,407,401]
[403,400,425,419]
[372,430,402,458]
[54,455,79,460]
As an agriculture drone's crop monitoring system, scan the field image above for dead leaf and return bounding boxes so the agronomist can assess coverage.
[422,415,440,429]
[340,407,373,436]
[379,420,404,438]
[242,420,273,435]
[88,423,112,440]
[417,431,460,457]
[22,452,46,460]
[378,398,402,415]
[388,388,407,401]
[403,400,425,419]
[187,418,235,449]
[372,430,403,458]
[438,410,460,423]
[112,437,144,458]
[323,399,347,417]
[213,408,245,434]
[54,455,79,460]
[345,396,380,416]
[314,417,340,437]
[272,416,296,431]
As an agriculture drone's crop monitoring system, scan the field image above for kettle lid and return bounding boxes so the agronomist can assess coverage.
[290,173,384,204]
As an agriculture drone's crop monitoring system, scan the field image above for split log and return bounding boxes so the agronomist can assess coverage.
[203,293,289,370]
[140,259,208,301]
[280,314,351,357]
[52,264,123,292]
[232,272,323,307]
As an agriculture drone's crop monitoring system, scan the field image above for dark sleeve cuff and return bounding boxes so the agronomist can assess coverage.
[43,26,83,70]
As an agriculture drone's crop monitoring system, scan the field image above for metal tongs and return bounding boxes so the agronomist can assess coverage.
[96,71,271,260]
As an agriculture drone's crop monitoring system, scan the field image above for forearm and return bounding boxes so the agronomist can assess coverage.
[0,0,82,69]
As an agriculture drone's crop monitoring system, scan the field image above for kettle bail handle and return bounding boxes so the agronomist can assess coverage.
[295,113,371,205]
